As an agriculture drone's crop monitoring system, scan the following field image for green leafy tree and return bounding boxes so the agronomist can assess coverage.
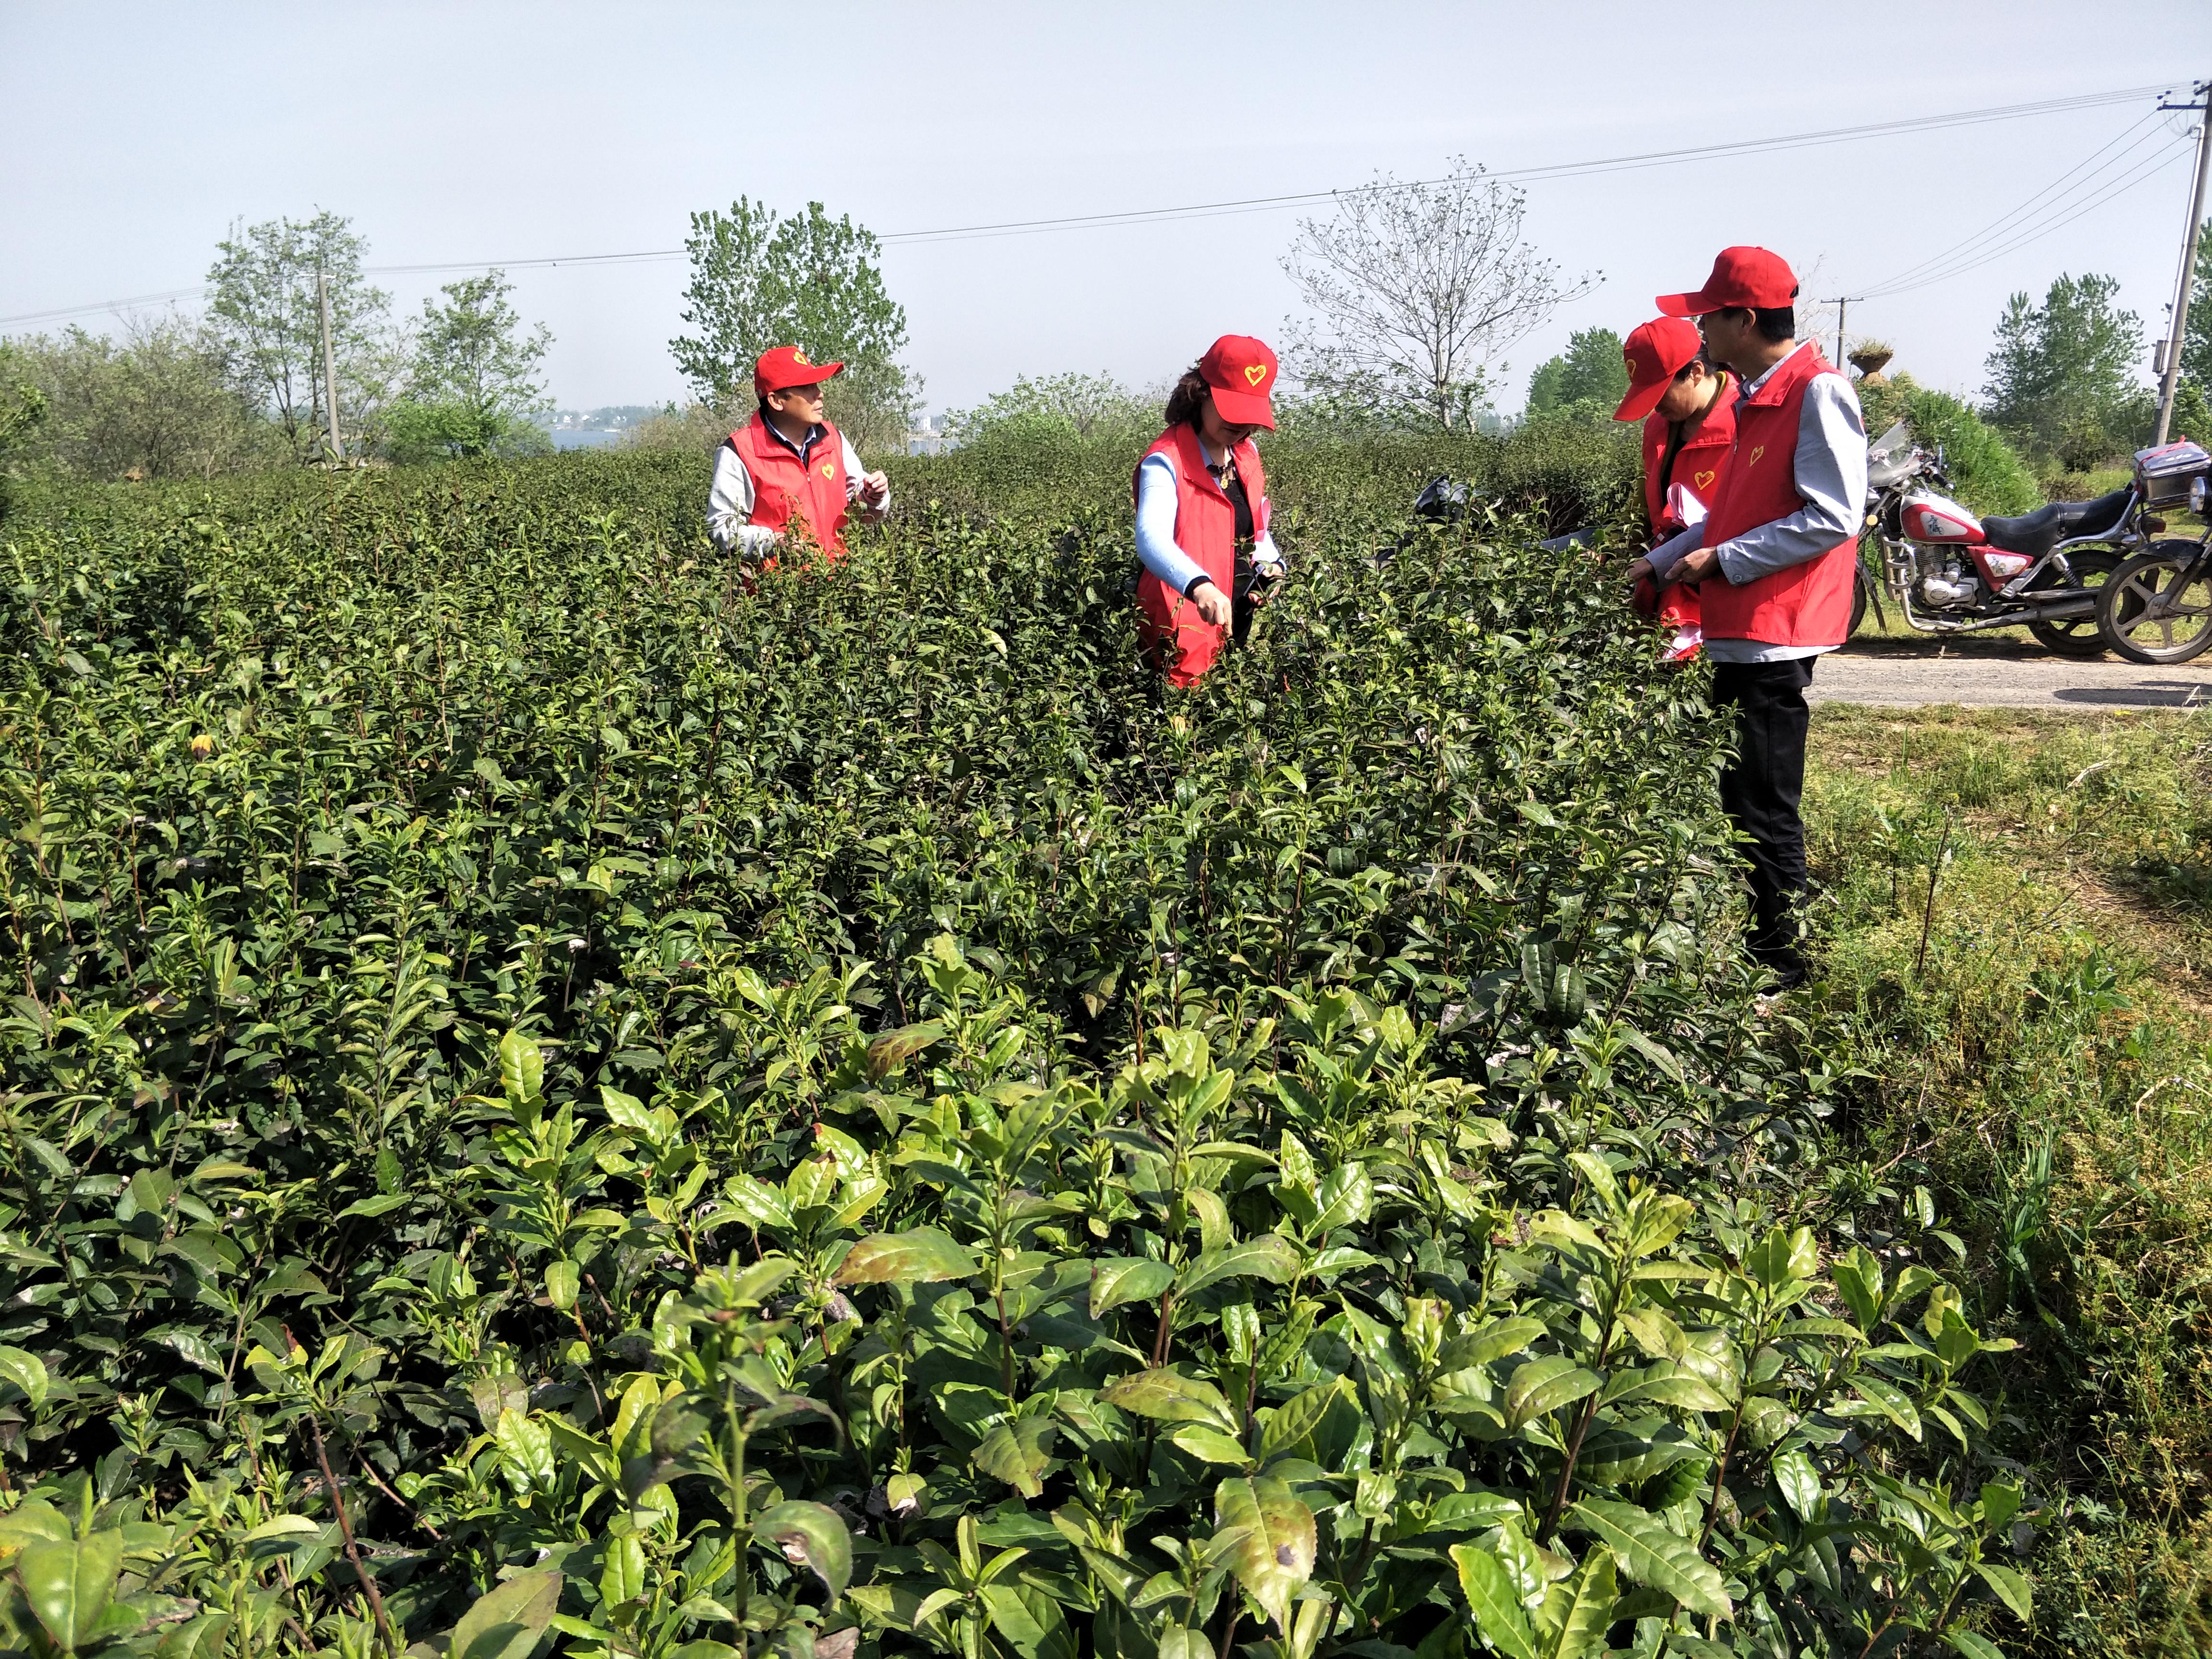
[949,372,1154,445]
[0,343,47,523]
[386,272,554,461]
[2178,216,2212,394]
[3,316,270,481]
[2165,216,2212,445]
[1982,271,2153,469]
[1524,327,1628,423]
[669,198,918,450]
[204,209,403,464]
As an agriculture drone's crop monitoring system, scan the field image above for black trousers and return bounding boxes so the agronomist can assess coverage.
[1711,657,1815,983]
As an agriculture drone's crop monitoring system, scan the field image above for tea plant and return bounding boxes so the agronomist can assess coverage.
[0,449,2022,1658]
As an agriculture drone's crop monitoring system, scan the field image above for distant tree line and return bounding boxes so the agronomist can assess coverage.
[0,211,553,485]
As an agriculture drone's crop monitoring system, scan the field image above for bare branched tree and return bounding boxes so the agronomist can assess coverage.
[1281,159,1597,429]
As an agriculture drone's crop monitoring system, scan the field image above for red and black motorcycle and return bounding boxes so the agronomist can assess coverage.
[1853,422,2177,657]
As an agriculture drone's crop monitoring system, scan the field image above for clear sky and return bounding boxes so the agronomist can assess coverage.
[4,1,2209,420]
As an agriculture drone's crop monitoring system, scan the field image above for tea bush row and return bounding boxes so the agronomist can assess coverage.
[0,447,2023,1659]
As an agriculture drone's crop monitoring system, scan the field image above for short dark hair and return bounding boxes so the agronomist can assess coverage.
[1711,305,1796,344]
[1164,366,1211,430]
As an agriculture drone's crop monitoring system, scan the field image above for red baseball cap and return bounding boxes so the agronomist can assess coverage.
[1614,317,1704,422]
[1656,246,1799,317]
[1197,335,1278,429]
[755,345,844,398]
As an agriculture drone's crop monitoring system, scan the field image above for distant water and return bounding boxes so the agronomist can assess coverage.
[552,429,625,451]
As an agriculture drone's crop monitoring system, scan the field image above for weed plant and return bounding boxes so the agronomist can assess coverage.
[1804,706,2212,1653]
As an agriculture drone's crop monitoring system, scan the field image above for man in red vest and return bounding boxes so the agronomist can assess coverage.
[706,346,890,565]
[1643,249,1868,989]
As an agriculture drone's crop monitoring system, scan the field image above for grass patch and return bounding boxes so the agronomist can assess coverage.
[1806,704,2212,1653]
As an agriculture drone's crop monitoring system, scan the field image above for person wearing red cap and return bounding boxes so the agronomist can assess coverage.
[1616,316,1736,662]
[707,346,890,565]
[1133,335,1285,685]
[1645,247,1868,989]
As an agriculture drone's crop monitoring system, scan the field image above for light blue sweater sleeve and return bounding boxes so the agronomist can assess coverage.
[1135,454,1209,593]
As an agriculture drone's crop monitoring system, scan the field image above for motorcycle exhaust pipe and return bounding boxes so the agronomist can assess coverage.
[1924,595,2097,635]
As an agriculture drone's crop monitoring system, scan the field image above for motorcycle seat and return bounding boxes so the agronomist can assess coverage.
[1981,486,2134,557]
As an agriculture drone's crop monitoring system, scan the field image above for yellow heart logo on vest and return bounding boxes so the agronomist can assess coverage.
[1746,445,1766,468]
[819,461,834,477]
[1244,364,1267,386]
[1694,469,1716,491]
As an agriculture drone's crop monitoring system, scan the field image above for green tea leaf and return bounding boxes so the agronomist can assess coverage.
[1090,1257,1175,1318]
[601,1533,648,1610]
[1847,1376,1923,1441]
[1980,1481,2024,1533]
[1175,1234,1299,1298]
[1310,1162,1373,1233]
[1945,1633,2005,1659]
[1169,1424,1252,1465]
[1441,1318,1549,1371]
[1771,1448,1823,1522]
[973,1417,1060,1497]
[17,1531,123,1653]
[544,1259,579,1311]
[1534,1545,1616,1659]
[1256,1376,1349,1462]
[0,1345,50,1410]
[1973,1562,2033,1624]
[1503,1356,1602,1430]
[1450,1544,1537,1659]
[497,1029,544,1106]
[1566,1499,1730,1620]
[450,1572,561,1659]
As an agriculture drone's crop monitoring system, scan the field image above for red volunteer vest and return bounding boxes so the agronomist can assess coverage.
[1132,424,1271,686]
[728,414,851,559]
[1639,386,1736,538]
[1697,345,1858,647]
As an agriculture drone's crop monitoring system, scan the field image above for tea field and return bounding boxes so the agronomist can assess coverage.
[0,434,2058,1659]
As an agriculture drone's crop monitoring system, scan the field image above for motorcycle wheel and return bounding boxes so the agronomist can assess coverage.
[2024,548,2122,658]
[2097,541,2212,664]
[1850,568,1869,637]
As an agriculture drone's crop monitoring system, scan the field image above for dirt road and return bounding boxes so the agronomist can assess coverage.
[1809,636,2212,710]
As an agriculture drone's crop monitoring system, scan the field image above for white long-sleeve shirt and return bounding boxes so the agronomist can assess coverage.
[706,423,884,558]
[1649,342,1867,663]
[1135,445,1285,594]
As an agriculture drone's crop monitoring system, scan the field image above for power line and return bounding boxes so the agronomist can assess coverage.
[1858,137,2194,300]
[1854,111,2164,295]
[0,80,2177,330]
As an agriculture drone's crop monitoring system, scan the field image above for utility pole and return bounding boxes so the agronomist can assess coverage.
[317,268,344,466]
[1823,297,1857,371]
[2154,76,2212,446]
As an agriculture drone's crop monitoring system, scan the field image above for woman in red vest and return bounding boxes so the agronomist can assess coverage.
[706,346,890,566]
[1134,336,1284,686]
[1645,248,1869,989]
[1616,317,1735,661]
